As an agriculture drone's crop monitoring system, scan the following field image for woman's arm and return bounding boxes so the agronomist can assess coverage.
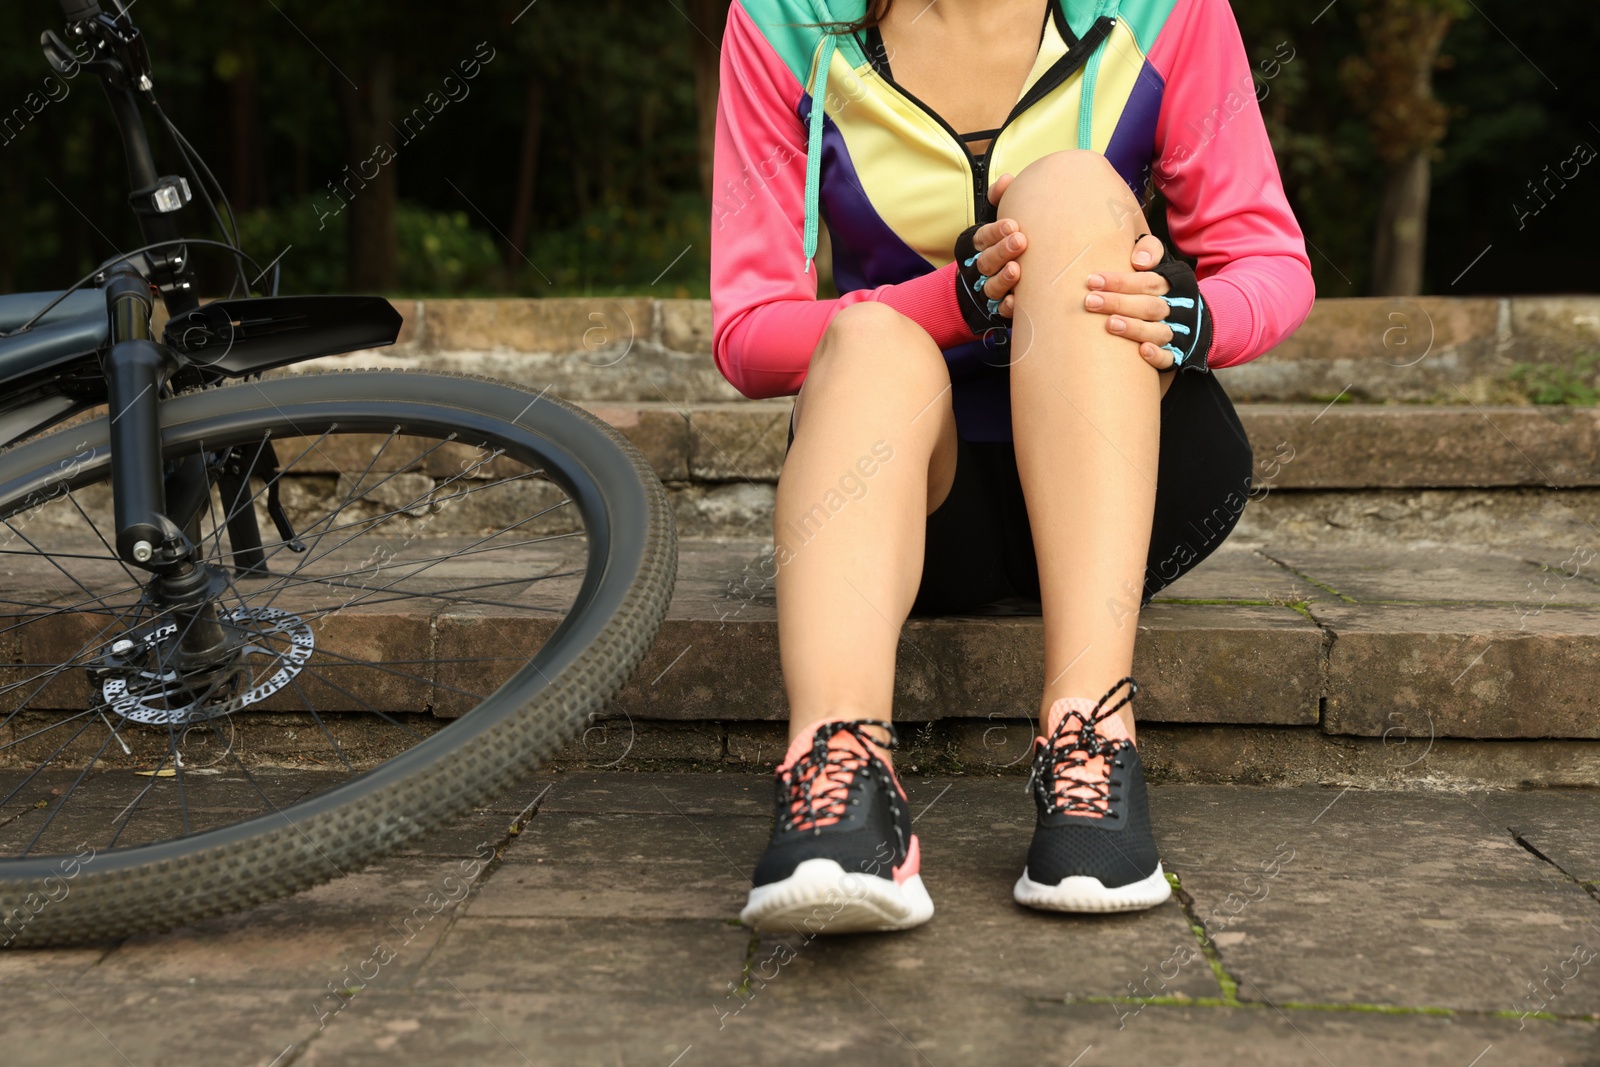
[1147,0,1316,370]
[710,3,976,400]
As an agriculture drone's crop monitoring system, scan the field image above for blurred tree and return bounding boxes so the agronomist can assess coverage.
[338,51,400,290]
[690,0,733,199]
[505,73,544,275]
[0,0,1584,299]
[1342,0,1467,296]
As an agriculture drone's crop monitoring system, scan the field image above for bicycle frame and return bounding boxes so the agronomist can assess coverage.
[0,1,402,585]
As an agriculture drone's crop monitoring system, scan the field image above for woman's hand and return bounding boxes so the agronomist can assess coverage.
[965,173,1025,319]
[1083,234,1181,369]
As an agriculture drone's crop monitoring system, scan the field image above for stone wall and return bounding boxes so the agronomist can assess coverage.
[300,295,1600,404]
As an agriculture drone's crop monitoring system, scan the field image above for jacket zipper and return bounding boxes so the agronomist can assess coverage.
[863,9,1116,227]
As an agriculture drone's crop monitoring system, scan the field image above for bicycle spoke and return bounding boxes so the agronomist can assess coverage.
[0,381,645,885]
[0,709,99,757]
[285,677,355,773]
[22,728,118,857]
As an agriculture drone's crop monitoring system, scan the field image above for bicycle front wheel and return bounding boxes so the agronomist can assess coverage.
[0,370,675,946]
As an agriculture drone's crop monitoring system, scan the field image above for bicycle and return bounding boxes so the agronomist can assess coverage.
[0,1,676,946]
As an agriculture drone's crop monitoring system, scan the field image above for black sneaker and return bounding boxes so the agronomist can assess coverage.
[740,719,934,934]
[1014,678,1172,912]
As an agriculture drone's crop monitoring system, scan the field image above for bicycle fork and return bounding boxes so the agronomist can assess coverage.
[102,270,235,667]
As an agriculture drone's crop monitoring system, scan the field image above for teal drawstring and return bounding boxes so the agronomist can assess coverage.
[802,33,837,273]
[1077,4,1116,150]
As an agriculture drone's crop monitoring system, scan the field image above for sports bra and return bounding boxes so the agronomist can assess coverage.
[862,9,1054,147]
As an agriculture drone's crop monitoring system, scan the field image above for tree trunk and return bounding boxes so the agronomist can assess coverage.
[339,53,399,292]
[506,76,544,276]
[689,0,732,200]
[1344,0,1459,296]
[1371,151,1430,296]
[229,64,264,213]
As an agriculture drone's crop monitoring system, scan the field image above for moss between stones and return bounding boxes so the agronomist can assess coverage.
[1168,870,1242,1005]
[1139,871,1599,1026]
[1150,598,1281,607]
[1069,995,1594,1023]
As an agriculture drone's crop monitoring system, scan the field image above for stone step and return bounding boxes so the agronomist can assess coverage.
[256,398,1600,489]
[296,295,1600,404]
[231,398,1600,542]
[620,540,1600,742]
[6,540,1595,744]
[556,400,1600,490]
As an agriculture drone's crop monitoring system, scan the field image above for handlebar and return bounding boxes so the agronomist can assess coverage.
[46,0,200,316]
[59,0,101,21]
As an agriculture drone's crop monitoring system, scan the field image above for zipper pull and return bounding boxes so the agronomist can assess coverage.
[972,157,992,223]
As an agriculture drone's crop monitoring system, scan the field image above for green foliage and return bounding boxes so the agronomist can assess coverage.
[1509,354,1600,406]
[237,202,502,296]
[397,208,502,295]
[234,202,345,296]
[0,0,1586,298]
[526,194,712,298]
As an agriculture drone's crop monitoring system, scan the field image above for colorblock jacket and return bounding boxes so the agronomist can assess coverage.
[710,0,1315,440]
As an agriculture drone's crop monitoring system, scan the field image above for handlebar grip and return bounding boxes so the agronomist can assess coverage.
[60,0,102,20]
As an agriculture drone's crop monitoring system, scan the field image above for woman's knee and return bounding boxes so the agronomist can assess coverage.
[998,150,1142,243]
[809,302,948,392]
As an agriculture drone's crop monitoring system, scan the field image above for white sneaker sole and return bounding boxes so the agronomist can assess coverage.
[1013,862,1171,913]
[741,858,935,934]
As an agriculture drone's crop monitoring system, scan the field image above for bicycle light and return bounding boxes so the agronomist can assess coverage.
[148,176,191,214]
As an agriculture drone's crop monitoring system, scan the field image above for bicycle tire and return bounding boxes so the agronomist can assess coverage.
[0,370,675,946]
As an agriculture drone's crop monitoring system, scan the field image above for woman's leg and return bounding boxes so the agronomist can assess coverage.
[776,301,959,742]
[1000,150,1167,738]
[740,302,955,934]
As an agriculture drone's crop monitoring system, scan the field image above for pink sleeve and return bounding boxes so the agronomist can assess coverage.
[709,3,975,400]
[1148,0,1315,369]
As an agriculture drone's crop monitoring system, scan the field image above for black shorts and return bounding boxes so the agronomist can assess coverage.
[786,369,1254,616]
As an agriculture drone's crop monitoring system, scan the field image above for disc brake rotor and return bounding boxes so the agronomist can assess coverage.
[101,607,315,725]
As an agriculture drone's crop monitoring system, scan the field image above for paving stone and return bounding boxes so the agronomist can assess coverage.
[744,991,1600,1066]
[1475,790,1600,884]
[261,605,434,714]
[659,298,714,354]
[1153,787,1600,1016]
[431,611,556,718]
[584,404,691,483]
[9,536,1600,751]
[393,807,531,857]
[669,480,777,538]
[686,402,791,482]
[1219,295,1501,404]
[414,917,749,997]
[486,770,771,817]
[1124,604,1323,725]
[1511,295,1600,365]
[1182,870,1600,1016]
[6,772,1600,1064]
[93,855,490,989]
[556,717,727,765]
[465,813,763,920]
[1152,546,1321,603]
[0,987,315,1067]
[293,988,1600,1066]
[0,768,327,855]
[1240,405,1600,488]
[1236,487,1600,550]
[1151,785,1554,882]
[419,298,654,357]
[0,944,108,984]
[1262,544,1600,605]
[625,604,1322,726]
[1320,604,1600,738]
[271,432,437,476]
